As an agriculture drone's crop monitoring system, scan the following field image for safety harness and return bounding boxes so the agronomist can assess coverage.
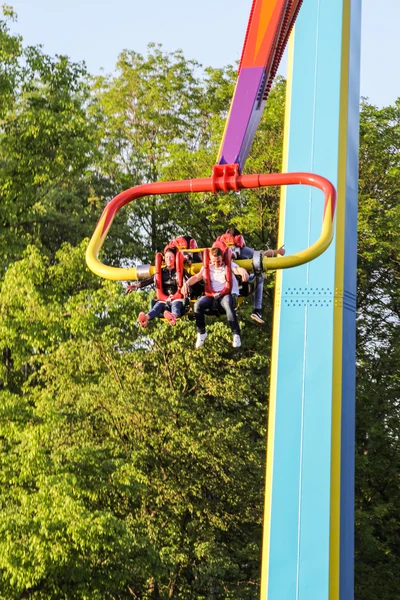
[154,251,184,302]
[217,232,246,249]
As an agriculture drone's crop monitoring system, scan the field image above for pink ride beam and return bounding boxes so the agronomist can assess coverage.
[217,0,302,171]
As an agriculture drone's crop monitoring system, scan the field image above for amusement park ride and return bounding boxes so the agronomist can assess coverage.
[86,0,361,598]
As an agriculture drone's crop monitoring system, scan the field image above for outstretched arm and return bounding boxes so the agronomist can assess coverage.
[264,245,285,257]
[126,275,154,293]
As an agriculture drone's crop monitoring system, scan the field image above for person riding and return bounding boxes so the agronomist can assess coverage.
[127,246,186,327]
[167,235,202,266]
[166,235,203,298]
[182,244,249,349]
[218,227,285,324]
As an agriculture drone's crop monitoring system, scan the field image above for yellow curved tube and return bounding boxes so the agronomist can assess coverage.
[86,171,336,280]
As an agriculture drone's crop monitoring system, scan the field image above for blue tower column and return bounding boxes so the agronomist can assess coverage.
[260,1,361,599]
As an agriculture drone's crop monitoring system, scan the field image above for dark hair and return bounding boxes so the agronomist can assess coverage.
[225,226,241,237]
[210,247,223,257]
[164,246,177,256]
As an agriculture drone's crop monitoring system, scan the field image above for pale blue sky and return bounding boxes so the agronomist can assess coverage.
[7,0,399,108]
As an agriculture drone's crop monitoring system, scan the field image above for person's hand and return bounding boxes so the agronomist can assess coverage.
[277,245,285,256]
[239,268,249,282]
[126,282,139,293]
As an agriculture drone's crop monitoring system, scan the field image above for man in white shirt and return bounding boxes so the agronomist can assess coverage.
[183,247,249,348]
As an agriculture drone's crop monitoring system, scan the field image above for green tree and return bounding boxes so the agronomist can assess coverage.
[0,33,106,270]
[0,5,22,117]
[0,242,270,599]
[92,44,209,261]
[355,98,400,600]
[0,38,285,597]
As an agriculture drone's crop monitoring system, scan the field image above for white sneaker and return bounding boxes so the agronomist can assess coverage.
[195,332,207,348]
[232,334,241,348]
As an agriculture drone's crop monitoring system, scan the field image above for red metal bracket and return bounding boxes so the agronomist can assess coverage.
[211,164,241,193]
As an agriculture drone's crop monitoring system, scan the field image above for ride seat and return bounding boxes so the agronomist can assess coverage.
[236,273,256,297]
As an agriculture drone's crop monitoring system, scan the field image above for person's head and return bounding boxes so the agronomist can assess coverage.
[210,246,224,267]
[225,227,241,237]
[224,227,245,249]
[174,235,198,250]
[164,246,177,269]
[182,251,193,265]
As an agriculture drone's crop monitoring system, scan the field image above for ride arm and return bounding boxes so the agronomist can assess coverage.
[86,172,336,280]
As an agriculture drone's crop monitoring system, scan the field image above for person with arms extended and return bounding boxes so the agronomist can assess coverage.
[219,227,285,324]
[127,246,185,327]
[182,245,249,349]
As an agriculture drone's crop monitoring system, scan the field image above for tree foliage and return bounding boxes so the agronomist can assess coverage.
[355,98,400,600]
[0,10,103,271]
[0,243,269,599]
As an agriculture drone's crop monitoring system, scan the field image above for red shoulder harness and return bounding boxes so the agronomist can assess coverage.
[217,233,245,249]
[155,251,184,302]
[164,235,198,255]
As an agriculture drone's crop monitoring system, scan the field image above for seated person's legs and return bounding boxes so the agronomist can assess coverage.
[163,299,184,326]
[170,300,184,318]
[194,296,214,333]
[138,300,167,327]
[193,296,213,348]
[253,276,264,310]
[239,246,254,260]
[147,301,167,320]
[237,246,265,322]
[250,276,265,323]
[219,294,240,335]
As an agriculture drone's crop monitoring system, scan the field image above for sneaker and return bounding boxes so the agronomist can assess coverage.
[137,312,149,327]
[195,332,207,348]
[232,334,241,348]
[163,310,177,326]
[251,310,265,324]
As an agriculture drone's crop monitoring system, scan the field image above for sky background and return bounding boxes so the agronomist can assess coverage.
[6,0,399,108]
